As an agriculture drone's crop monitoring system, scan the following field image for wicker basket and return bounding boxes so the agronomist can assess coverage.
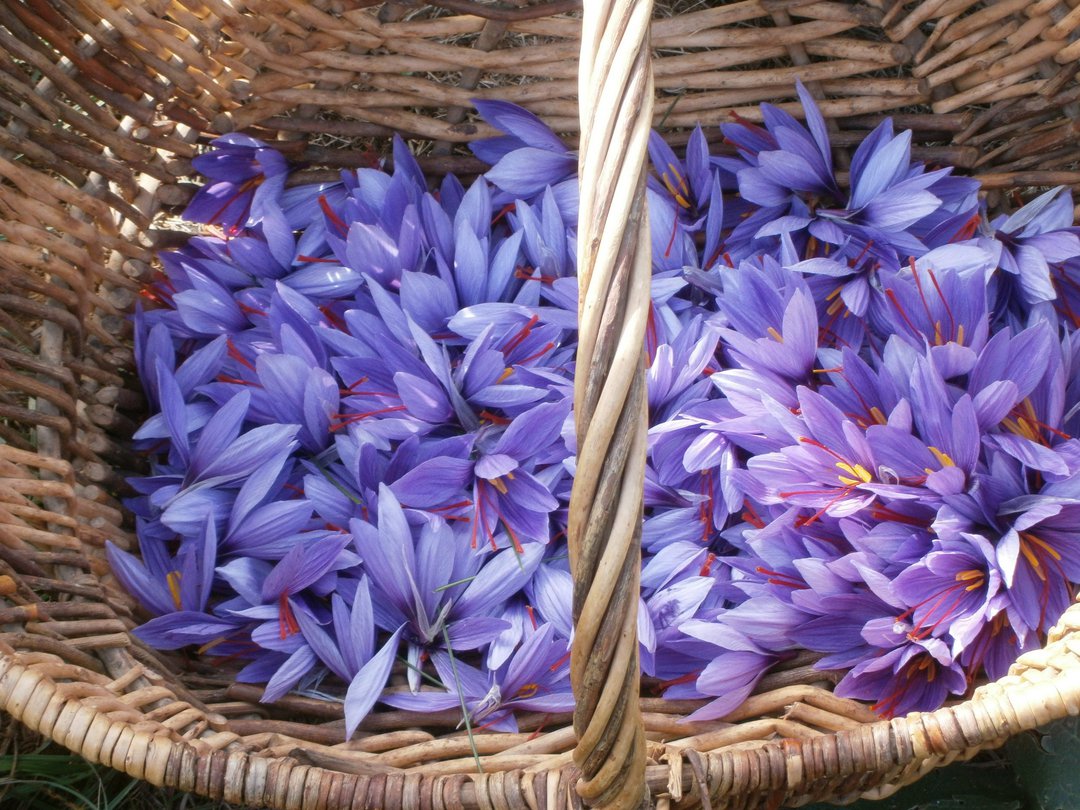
[1,0,1080,807]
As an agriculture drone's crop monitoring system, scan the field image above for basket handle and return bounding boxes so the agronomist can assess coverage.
[568,0,655,806]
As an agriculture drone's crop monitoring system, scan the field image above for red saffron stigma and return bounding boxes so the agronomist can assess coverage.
[279,593,299,639]
[319,195,349,238]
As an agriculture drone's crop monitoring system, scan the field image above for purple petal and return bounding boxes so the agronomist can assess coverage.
[849,129,911,209]
[470,384,547,408]
[196,423,300,486]
[486,149,577,197]
[345,625,404,738]
[454,543,544,619]
[529,566,573,638]
[472,100,567,155]
[758,150,822,194]
[134,612,239,650]
[506,473,558,512]
[990,433,1070,476]
[400,271,457,334]
[261,533,351,599]
[187,390,251,479]
[973,380,1021,430]
[475,453,518,480]
[294,605,349,681]
[380,690,462,713]
[445,616,512,650]
[284,263,363,297]
[394,372,453,423]
[453,225,488,309]
[106,542,172,616]
[859,189,940,230]
[226,501,315,555]
[795,80,832,175]
[495,399,569,458]
[686,651,773,721]
[351,485,416,613]
[391,457,474,508]
[790,257,850,278]
[217,557,272,606]
[155,362,190,466]
[261,645,318,703]
[342,584,374,669]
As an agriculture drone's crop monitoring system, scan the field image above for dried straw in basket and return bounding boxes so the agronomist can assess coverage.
[1,0,1080,808]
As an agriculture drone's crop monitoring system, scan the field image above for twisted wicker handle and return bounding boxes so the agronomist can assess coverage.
[568,1,654,807]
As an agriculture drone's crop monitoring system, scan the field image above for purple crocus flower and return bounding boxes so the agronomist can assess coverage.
[471,100,576,204]
[996,493,1080,636]
[722,82,840,214]
[717,258,818,383]
[106,514,216,619]
[126,89,1080,731]
[294,579,406,738]
[351,485,543,690]
[958,610,1036,681]
[835,636,967,717]
[182,135,295,269]
[184,134,290,234]
[381,622,573,732]
[990,186,1080,310]
[891,535,1003,652]
[872,246,997,366]
[467,399,568,552]
[678,596,808,721]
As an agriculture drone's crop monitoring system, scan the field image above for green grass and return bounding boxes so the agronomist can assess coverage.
[0,721,241,810]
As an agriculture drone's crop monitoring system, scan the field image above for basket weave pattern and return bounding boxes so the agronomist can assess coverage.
[1,0,1080,807]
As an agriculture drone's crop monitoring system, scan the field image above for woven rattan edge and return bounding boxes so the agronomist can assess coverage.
[3,587,1080,810]
[0,646,588,810]
[647,594,1080,808]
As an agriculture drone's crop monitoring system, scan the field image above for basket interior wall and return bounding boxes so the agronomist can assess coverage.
[1,0,1080,808]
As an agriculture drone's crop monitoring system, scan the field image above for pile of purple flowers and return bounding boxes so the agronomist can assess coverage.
[114,84,1080,738]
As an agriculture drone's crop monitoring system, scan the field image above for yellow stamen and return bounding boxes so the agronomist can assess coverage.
[766,326,784,343]
[516,683,539,699]
[490,477,509,495]
[826,296,845,316]
[955,569,985,591]
[197,637,228,655]
[1019,540,1045,581]
[667,162,690,196]
[836,461,872,486]
[825,285,843,301]
[662,172,692,209]
[869,406,887,425]
[166,571,183,611]
[928,446,955,468]
[497,367,514,384]
[1001,418,1023,440]
[933,321,944,345]
[956,324,965,345]
[1003,399,1043,443]
[1021,531,1062,561]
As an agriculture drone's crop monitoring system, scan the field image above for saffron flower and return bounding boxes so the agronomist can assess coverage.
[381,622,574,732]
[122,93,1080,736]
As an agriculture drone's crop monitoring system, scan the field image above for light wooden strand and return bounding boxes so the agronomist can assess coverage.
[569,0,654,807]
